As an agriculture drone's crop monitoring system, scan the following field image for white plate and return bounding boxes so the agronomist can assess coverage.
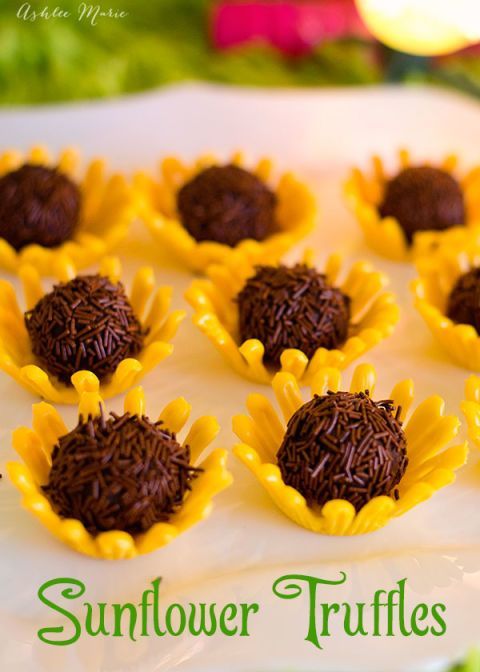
[1,84,480,672]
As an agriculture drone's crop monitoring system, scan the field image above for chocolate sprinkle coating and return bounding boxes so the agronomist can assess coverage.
[0,164,81,250]
[24,274,145,385]
[236,264,351,367]
[177,164,277,246]
[43,412,200,535]
[277,391,408,511]
[379,166,465,244]
[446,267,480,331]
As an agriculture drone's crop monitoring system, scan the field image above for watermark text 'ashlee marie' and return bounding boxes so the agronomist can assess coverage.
[17,3,128,26]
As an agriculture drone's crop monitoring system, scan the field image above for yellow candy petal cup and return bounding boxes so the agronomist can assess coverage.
[233,363,467,535]
[0,146,133,275]
[0,256,185,403]
[185,249,399,385]
[344,148,480,262]
[462,374,480,449]
[412,236,480,370]
[135,152,317,273]
[7,380,232,559]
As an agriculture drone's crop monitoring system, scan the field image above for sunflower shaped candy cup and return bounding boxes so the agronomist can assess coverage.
[344,148,480,262]
[233,364,467,535]
[8,379,232,559]
[0,256,184,403]
[411,237,480,370]
[0,146,133,275]
[135,152,317,273]
[185,249,399,385]
[462,375,480,450]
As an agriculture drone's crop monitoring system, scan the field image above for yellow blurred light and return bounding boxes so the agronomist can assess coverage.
[355,0,480,56]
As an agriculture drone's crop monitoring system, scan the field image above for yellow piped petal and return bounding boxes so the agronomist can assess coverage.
[58,148,79,175]
[280,349,309,380]
[19,265,44,310]
[272,372,303,421]
[124,386,146,416]
[183,416,220,463]
[99,256,122,283]
[389,379,414,422]
[238,340,270,382]
[71,370,100,395]
[349,363,376,394]
[130,267,155,319]
[32,402,68,451]
[29,145,50,165]
[244,394,285,461]
[144,286,172,332]
[52,255,77,282]
[310,367,342,396]
[159,397,191,433]
[11,430,50,485]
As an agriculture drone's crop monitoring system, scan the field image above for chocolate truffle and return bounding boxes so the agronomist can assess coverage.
[24,274,145,385]
[177,164,276,246]
[379,166,465,243]
[236,264,351,367]
[446,267,480,330]
[0,164,81,250]
[43,412,199,535]
[277,391,408,511]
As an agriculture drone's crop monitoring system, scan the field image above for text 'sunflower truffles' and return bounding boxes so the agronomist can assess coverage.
[0,164,81,250]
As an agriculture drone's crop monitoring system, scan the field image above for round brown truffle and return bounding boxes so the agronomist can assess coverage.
[43,412,198,535]
[177,164,276,246]
[446,267,480,330]
[379,166,465,244]
[236,264,351,367]
[24,274,145,385]
[0,164,81,250]
[277,391,408,511]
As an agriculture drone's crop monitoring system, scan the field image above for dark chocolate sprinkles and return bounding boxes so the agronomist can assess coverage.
[277,390,408,511]
[43,411,200,536]
[236,264,351,367]
[24,274,146,385]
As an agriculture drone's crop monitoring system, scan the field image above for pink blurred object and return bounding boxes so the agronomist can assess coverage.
[212,0,369,56]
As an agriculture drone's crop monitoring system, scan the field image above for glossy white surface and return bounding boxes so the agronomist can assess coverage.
[0,84,479,671]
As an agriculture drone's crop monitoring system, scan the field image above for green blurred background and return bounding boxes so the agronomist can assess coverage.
[2,0,480,105]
